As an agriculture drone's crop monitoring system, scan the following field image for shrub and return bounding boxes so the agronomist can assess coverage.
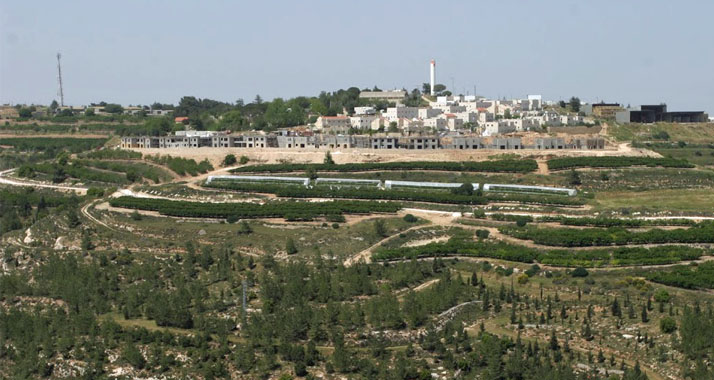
[653,289,670,303]
[659,317,677,333]
[86,187,104,197]
[475,229,490,239]
[403,214,418,223]
[571,267,589,277]
[223,154,237,166]
[472,209,487,218]
[451,183,474,196]
[286,238,298,255]
[226,215,239,223]
[130,211,143,221]
[237,221,253,234]
[239,155,250,165]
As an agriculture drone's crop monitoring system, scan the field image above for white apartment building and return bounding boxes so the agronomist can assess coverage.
[446,115,464,131]
[418,108,443,119]
[477,112,495,124]
[315,116,351,132]
[423,117,447,130]
[350,115,382,130]
[483,121,517,136]
[353,106,376,115]
[383,106,418,121]
[433,104,467,114]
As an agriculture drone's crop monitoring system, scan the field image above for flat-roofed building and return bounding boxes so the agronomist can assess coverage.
[383,106,418,121]
[358,90,406,101]
[370,136,398,149]
[315,116,351,132]
[442,136,484,149]
[535,137,565,150]
[277,135,317,149]
[398,136,439,150]
[492,138,523,150]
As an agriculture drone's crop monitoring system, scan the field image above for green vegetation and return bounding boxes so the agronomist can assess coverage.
[373,233,540,262]
[109,196,401,220]
[539,215,696,227]
[80,149,143,160]
[0,137,108,154]
[646,262,714,289]
[547,156,693,170]
[500,223,714,247]
[231,159,538,174]
[205,181,587,206]
[145,154,213,176]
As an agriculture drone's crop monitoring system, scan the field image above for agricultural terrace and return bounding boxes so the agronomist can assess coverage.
[3,126,714,379]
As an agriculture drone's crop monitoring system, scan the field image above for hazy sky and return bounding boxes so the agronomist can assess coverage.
[1,0,713,114]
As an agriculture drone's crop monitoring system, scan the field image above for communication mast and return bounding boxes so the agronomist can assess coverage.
[56,53,65,107]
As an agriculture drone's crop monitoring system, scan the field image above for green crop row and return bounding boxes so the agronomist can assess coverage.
[547,156,693,170]
[231,159,538,174]
[109,196,401,221]
[499,223,714,247]
[538,216,696,227]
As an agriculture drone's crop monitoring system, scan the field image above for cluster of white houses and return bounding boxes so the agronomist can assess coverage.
[315,94,587,136]
[121,130,605,151]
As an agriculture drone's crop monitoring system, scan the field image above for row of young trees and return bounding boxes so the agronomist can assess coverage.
[231,159,539,174]
[206,181,489,205]
[539,215,696,228]
[547,156,694,170]
[500,223,714,247]
[109,196,402,220]
[205,180,586,207]
[373,232,704,268]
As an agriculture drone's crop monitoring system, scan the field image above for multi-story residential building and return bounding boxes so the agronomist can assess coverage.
[358,90,406,102]
[535,138,565,150]
[370,136,398,149]
[398,136,440,150]
[423,117,447,130]
[318,135,353,149]
[383,106,418,121]
[442,136,485,150]
[493,138,523,150]
[353,106,376,115]
[315,116,351,133]
[418,108,443,119]
[350,115,382,130]
[277,135,318,149]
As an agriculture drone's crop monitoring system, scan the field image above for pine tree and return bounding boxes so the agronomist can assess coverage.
[641,305,649,323]
[611,297,622,318]
[549,330,559,351]
[286,238,298,255]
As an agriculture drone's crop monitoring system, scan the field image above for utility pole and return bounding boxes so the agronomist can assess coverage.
[56,53,65,107]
